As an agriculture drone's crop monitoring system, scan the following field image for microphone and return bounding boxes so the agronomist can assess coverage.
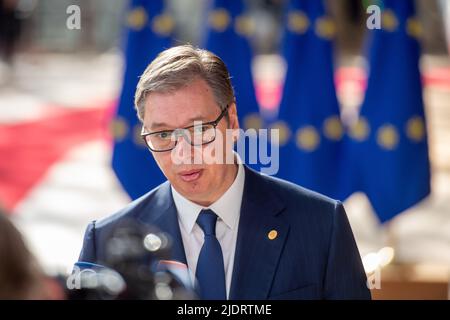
[153,260,197,300]
[67,220,197,300]
[155,260,193,289]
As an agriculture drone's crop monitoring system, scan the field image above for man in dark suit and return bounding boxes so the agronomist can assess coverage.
[78,45,371,300]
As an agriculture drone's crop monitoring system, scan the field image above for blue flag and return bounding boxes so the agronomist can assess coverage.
[111,0,174,199]
[341,0,431,222]
[202,0,263,169]
[272,0,343,199]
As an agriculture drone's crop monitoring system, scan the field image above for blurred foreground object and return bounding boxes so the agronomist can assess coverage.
[67,220,196,300]
[0,207,64,299]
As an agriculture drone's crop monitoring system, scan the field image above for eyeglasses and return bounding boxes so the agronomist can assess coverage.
[141,105,230,152]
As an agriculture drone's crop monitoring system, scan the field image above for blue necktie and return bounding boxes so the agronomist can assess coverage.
[195,209,226,300]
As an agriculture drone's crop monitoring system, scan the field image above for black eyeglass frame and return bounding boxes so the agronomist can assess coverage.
[141,104,230,152]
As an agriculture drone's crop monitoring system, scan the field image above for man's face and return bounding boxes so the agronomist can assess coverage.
[143,78,239,205]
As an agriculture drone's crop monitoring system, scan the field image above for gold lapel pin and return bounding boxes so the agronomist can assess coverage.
[268,230,278,240]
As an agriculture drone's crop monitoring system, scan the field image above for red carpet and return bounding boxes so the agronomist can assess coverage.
[0,102,115,212]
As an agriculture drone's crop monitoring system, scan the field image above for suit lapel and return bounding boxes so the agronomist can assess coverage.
[136,167,289,299]
[229,167,289,299]
[138,182,187,265]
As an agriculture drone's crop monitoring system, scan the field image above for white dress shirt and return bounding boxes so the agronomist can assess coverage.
[171,159,245,299]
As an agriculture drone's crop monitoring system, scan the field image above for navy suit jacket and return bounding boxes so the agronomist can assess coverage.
[78,166,371,300]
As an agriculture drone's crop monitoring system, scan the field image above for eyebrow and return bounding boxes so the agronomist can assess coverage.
[149,115,212,131]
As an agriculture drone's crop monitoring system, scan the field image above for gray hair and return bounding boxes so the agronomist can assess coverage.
[134,44,235,122]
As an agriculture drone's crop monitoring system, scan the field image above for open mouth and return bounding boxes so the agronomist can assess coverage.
[179,169,203,182]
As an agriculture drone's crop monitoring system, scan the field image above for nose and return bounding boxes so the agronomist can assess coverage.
[171,134,196,165]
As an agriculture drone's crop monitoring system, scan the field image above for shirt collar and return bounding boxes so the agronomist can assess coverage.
[171,154,245,234]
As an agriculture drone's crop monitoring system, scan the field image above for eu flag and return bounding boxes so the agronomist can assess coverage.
[202,0,263,169]
[111,0,174,199]
[272,0,343,199]
[341,0,431,222]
